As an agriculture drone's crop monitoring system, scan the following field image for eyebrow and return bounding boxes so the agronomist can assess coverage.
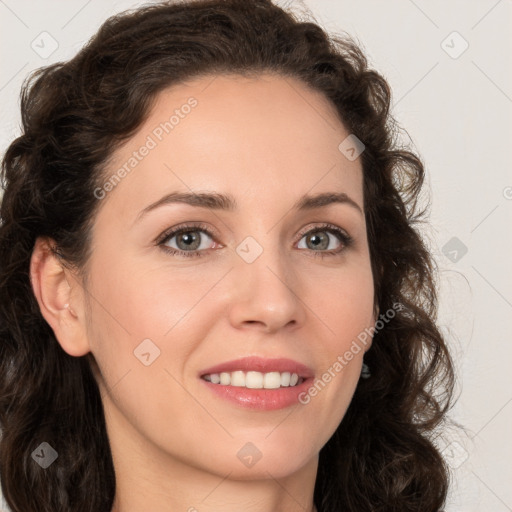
[135,190,363,223]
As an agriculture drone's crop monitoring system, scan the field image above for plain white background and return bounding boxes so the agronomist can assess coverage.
[1,1,511,510]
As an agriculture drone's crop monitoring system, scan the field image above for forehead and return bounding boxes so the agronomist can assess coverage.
[97,72,364,218]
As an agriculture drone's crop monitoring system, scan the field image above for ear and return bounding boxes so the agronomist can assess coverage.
[30,237,90,357]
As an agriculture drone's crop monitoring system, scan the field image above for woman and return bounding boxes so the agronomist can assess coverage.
[0,0,455,510]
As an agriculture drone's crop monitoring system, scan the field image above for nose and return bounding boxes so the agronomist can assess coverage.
[227,245,306,334]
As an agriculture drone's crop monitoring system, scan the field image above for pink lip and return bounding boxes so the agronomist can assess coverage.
[201,378,313,410]
[199,356,314,378]
[199,357,315,411]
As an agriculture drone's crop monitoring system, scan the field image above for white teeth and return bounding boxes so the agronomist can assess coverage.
[246,371,263,388]
[231,370,245,387]
[203,370,303,389]
[263,372,281,389]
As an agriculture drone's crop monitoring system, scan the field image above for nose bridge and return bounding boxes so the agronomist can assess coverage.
[228,232,304,331]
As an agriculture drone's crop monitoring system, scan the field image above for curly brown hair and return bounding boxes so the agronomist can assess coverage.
[0,0,455,510]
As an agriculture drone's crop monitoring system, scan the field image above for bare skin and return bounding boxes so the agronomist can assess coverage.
[30,73,376,512]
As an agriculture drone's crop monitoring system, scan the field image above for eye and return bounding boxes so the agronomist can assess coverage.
[156,222,353,259]
[296,224,353,257]
[158,223,217,258]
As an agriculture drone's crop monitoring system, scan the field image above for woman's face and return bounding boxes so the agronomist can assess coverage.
[78,73,375,479]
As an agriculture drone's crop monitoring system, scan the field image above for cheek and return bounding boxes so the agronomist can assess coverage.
[82,260,212,450]
[297,259,374,429]
[87,252,209,340]
[312,257,375,347]
[83,253,226,396]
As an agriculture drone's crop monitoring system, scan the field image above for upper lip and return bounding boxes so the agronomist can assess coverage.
[200,356,314,378]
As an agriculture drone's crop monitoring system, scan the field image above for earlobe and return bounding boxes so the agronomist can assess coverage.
[30,237,90,357]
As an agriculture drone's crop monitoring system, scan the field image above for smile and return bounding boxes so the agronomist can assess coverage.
[202,370,304,389]
[199,357,314,410]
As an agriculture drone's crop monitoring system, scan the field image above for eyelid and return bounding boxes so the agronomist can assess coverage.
[295,222,350,240]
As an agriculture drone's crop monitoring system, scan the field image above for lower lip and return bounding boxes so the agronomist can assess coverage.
[200,378,312,411]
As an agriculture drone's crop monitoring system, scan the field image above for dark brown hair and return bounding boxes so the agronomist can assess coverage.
[0,0,455,510]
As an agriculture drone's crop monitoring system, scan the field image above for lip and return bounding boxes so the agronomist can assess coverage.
[201,378,313,410]
[199,356,314,411]
[199,356,314,378]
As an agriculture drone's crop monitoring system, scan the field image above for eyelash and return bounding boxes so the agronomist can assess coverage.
[156,222,353,259]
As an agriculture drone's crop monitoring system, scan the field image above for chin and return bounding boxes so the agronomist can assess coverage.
[201,430,320,480]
